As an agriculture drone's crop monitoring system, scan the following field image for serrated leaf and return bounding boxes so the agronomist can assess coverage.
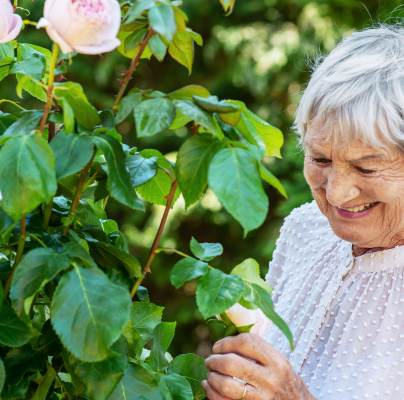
[134,98,175,138]
[54,82,100,130]
[208,147,268,234]
[126,153,158,187]
[50,132,94,179]
[130,302,164,342]
[159,373,193,400]
[0,305,32,347]
[51,265,131,362]
[190,237,223,262]
[75,341,128,400]
[92,134,144,211]
[107,364,163,400]
[196,268,244,319]
[10,248,71,315]
[124,0,155,23]
[148,3,176,41]
[0,43,15,66]
[168,30,194,75]
[16,75,47,102]
[170,257,209,288]
[0,134,57,220]
[168,85,210,101]
[149,34,167,61]
[259,164,287,198]
[168,353,208,399]
[176,134,222,207]
[147,322,176,371]
[115,91,142,125]
[3,110,42,137]
[193,95,239,113]
[231,258,271,294]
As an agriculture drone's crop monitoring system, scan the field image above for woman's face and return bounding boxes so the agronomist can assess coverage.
[303,119,404,250]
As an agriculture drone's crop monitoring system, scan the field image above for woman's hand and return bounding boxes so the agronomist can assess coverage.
[202,333,315,400]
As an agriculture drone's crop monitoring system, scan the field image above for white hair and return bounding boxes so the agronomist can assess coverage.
[294,24,404,151]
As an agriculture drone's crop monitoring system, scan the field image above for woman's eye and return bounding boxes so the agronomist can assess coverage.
[312,157,331,165]
[356,166,375,174]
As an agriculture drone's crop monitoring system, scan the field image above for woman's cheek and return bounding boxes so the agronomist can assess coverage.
[304,161,326,190]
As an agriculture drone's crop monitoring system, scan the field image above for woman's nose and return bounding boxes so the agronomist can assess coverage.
[324,169,360,207]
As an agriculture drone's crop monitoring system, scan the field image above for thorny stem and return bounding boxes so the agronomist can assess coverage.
[63,153,96,236]
[113,27,154,111]
[130,180,178,299]
[4,216,26,296]
[39,43,59,133]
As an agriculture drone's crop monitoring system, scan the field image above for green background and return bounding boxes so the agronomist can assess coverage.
[2,0,403,357]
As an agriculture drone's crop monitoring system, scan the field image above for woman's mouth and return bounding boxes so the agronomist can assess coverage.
[335,202,380,219]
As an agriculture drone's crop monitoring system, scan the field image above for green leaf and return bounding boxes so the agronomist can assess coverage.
[75,341,128,400]
[0,134,57,221]
[134,98,176,138]
[51,265,131,362]
[50,132,94,179]
[115,91,142,125]
[248,283,294,350]
[11,53,45,81]
[148,3,176,41]
[3,110,42,137]
[130,302,164,342]
[10,248,71,316]
[259,164,287,198]
[94,242,142,278]
[126,153,158,187]
[16,75,47,102]
[92,134,144,211]
[0,356,5,394]
[193,95,239,114]
[54,82,101,130]
[168,85,210,101]
[63,240,97,268]
[168,29,195,75]
[107,364,163,400]
[124,0,155,23]
[149,34,167,61]
[173,100,222,137]
[0,43,15,66]
[59,97,75,132]
[0,305,32,347]
[147,321,176,371]
[159,373,193,400]
[231,258,271,295]
[196,268,244,319]
[176,134,222,207]
[170,257,209,288]
[190,237,223,262]
[168,353,208,399]
[208,147,268,234]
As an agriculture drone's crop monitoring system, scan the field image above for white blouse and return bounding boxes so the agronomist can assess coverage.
[262,200,404,400]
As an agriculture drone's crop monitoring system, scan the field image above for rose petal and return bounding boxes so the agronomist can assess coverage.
[0,14,23,42]
[73,38,120,55]
[37,18,74,54]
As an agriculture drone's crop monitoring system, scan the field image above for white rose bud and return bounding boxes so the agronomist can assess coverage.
[224,303,273,337]
[0,0,23,43]
[37,0,121,55]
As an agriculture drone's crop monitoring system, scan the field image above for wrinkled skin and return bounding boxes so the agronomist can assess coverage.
[303,116,404,256]
[203,333,315,400]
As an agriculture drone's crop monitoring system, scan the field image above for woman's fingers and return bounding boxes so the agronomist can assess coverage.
[205,352,268,387]
[202,379,233,400]
[212,333,288,371]
[207,371,258,399]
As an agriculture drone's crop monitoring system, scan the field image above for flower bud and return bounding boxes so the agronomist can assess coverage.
[0,0,22,43]
[37,0,121,55]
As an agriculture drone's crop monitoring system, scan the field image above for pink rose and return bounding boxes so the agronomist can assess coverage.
[37,0,121,55]
[0,0,23,43]
[225,303,273,337]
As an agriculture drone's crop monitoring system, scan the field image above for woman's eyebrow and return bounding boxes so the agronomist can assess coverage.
[347,154,388,162]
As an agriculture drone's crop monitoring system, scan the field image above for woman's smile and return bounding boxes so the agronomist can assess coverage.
[335,201,381,219]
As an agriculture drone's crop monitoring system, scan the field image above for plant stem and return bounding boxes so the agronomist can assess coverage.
[63,153,95,236]
[4,216,26,296]
[130,180,178,299]
[113,27,154,111]
[43,200,53,230]
[39,43,59,134]
[155,248,190,258]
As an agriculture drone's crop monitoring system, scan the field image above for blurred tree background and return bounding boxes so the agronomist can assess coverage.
[2,0,403,358]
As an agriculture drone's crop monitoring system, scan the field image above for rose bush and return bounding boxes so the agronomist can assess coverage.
[37,0,121,54]
[0,0,22,43]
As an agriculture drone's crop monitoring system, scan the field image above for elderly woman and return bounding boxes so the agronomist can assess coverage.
[202,24,404,400]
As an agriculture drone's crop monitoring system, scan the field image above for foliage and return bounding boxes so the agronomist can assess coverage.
[0,0,295,398]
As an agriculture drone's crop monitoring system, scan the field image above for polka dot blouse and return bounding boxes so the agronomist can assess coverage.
[261,200,404,400]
